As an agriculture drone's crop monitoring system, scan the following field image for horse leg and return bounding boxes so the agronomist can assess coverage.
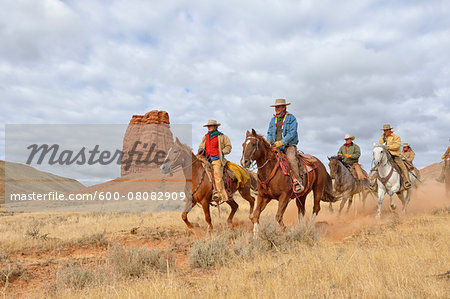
[226,199,239,226]
[200,200,213,232]
[346,195,353,213]
[275,193,290,230]
[362,190,368,209]
[328,202,334,213]
[251,194,270,235]
[376,183,386,219]
[400,189,411,214]
[311,188,322,223]
[181,194,196,229]
[390,194,397,211]
[338,193,348,215]
[296,196,307,224]
[238,185,255,221]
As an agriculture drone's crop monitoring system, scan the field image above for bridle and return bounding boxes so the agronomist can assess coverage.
[243,136,271,170]
[163,146,194,172]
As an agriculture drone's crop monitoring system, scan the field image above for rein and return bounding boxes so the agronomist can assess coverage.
[374,148,396,186]
[244,136,279,191]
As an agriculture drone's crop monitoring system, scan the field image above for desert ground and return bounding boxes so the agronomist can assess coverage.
[0,174,449,298]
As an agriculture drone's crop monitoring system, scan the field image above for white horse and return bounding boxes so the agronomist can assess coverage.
[372,144,417,219]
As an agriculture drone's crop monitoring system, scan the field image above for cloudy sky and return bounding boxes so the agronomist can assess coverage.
[1,0,449,177]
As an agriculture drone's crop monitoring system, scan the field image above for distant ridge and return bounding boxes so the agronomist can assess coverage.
[1,160,85,199]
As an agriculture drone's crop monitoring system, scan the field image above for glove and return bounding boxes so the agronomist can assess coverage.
[442,155,446,159]
[344,154,351,158]
[273,141,283,148]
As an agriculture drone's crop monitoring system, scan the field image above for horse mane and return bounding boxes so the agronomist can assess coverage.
[250,130,272,150]
[329,156,348,174]
[373,143,387,149]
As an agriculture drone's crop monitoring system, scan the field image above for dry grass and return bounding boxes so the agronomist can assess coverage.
[36,211,449,299]
[0,186,448,298]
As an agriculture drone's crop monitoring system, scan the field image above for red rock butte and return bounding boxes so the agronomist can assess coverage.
[129,110,170,125]
[121,110,174,177]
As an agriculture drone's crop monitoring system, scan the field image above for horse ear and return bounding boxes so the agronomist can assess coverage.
[251,128,257,135]
[246,130,250,136]
[327,156,331,161]
[175,137,181,144]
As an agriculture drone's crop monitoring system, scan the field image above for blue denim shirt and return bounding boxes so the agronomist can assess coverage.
[267,113,299,151]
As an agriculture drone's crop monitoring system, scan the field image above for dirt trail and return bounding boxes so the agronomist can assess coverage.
[283,180,449,241]
[3,181,448,297]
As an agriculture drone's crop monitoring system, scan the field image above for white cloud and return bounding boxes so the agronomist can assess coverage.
[1,0,449,172]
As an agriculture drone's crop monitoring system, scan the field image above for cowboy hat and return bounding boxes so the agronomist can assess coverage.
[381,124,393,130]
[270,98,291,107]
[203,120,221,127]
[344,134,355,140]
[403,143,410,147]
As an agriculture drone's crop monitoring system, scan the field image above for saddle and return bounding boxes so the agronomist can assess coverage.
[380,154,417,188]
[404,160,415,171]
[197,157,241,196]
[347,163,368,181]
[273,149,318,180]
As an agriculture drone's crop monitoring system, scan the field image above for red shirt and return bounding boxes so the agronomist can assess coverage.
[205,134,220,157]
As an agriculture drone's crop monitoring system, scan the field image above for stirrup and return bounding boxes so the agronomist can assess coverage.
[293,180,304,194]
[403,181,412,190]
[212,192,221,203]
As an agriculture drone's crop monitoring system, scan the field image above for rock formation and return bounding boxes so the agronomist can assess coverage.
[121,110,174,176]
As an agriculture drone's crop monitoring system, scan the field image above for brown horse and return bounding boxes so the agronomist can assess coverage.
[160,138,256,231]
[445,156,450,197]
[240,129,335,234]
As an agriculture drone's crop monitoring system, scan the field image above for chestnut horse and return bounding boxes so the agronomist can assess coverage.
[241,129,335,234]
[160,138,256,231]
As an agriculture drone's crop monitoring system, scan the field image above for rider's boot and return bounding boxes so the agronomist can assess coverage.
[212,191,221,203]
[395,156,412,189]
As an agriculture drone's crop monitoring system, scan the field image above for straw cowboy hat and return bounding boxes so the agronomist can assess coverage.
[403,143,410,147]
[344,134,355,140]
[270,98,291,107]
[203,120,221,127]
[381,124,393,130]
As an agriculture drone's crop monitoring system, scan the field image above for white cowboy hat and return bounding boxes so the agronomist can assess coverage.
[344,134,355,140]
[270,98,291,107]
[381,124,393,130]
[203,120,221,127]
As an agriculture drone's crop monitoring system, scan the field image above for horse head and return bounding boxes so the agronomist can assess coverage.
[373,143,388,167]
[327,155,344,179]
[160,137,190,174]
[241,129,268,168]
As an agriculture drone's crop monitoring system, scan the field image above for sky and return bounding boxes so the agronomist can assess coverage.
[1,0,450,178]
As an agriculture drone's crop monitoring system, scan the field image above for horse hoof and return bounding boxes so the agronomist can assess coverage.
[390,204,397,210]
